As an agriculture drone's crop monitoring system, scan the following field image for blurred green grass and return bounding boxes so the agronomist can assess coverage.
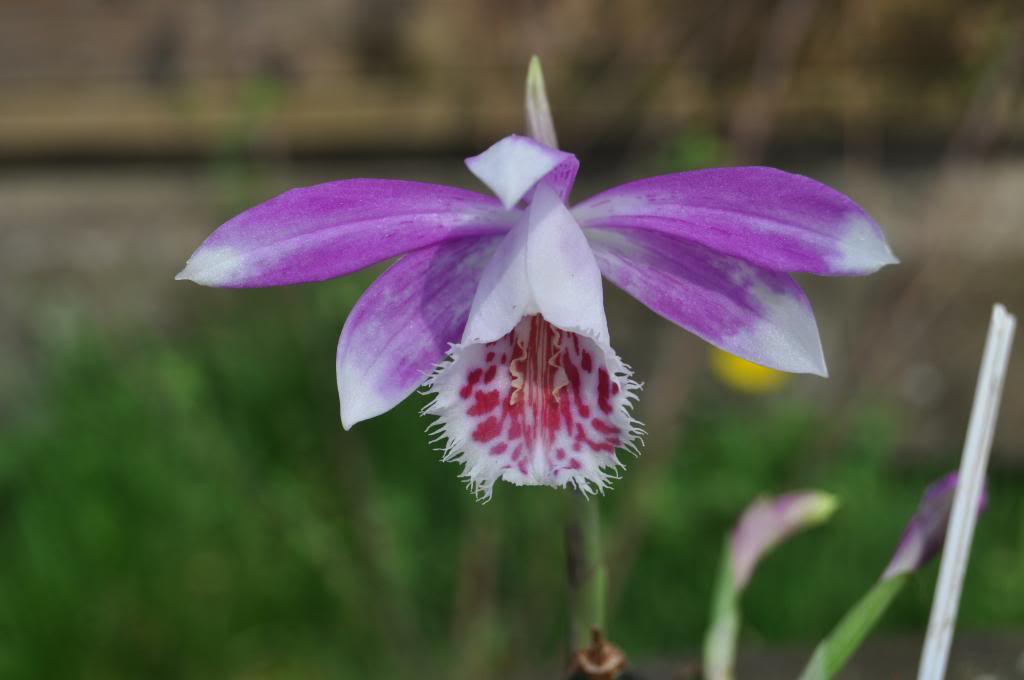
[1,279,1021,679]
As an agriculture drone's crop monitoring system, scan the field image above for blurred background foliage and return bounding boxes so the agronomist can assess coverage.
[2,281,1021,679]
[1,0,1023,678]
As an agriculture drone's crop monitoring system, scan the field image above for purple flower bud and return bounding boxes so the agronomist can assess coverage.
[882,472,988,580]
[730,491,838,590]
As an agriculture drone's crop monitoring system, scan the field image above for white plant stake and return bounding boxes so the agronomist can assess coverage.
[917,304,1016,680]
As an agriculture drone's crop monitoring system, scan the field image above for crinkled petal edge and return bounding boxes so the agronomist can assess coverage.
[420,329,644,502]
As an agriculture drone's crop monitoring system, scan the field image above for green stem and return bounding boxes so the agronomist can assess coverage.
[565,491,607,651]
[703,540,740,680]
[796,575,908,680]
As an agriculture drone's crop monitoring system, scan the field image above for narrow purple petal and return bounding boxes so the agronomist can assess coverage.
[882,472,988,580]
[177,180,510,288]
[465,134,578,208]
[574,167,897,276]
[337,236,500,429]
[731,492,838,590]
[588,228,827,376]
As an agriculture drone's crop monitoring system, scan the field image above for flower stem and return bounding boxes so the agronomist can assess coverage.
[565,490,607,652]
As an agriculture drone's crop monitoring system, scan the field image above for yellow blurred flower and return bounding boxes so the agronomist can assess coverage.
[709,347,790,394]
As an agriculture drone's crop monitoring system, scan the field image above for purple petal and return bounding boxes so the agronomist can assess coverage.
[177,180,510,288]
[882,472,988,580]
[337,235,500,429]
[731,491,838,590]
[465,134,578,209]
[574,167,897,276]
[588,228,827,376]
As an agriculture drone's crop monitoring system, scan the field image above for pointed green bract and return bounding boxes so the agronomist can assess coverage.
[525,55,559,148]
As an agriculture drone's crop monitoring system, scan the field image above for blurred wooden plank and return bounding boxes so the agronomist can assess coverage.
[0,0,1019,158]
[0,74,1005,159]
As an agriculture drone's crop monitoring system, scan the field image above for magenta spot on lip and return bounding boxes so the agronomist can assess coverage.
[467,389,500,416]
[460,368,483,400]
[597,369,613,414]
[591,418,619,435]
[472,416,501,442]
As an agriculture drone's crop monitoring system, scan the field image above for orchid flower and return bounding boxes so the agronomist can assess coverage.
[177,57,896,498]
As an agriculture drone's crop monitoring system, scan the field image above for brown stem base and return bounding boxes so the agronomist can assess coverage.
[568,628,627,680]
